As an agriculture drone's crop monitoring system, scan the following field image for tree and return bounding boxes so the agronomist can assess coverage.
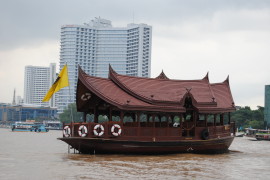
[231,106,252,128]
[59,103,83,123]
[231,106,265,129]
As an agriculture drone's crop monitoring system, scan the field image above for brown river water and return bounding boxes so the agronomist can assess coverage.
[0,128,270,180]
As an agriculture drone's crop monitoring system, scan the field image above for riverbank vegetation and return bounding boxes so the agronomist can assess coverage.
[231,106,265,129]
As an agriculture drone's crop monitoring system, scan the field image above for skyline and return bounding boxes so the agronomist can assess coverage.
[0,0,270,109]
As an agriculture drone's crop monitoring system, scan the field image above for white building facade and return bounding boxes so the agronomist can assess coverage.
[24,63,56,107]
[58,17,152,113]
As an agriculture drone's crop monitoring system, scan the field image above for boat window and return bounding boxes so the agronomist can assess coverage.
[173,116,180,123]
[140,113,147,122]
[123,115,134,123]
[154,116,160,122]
[207,115,214,126]
[161,116,167,122]
[223,113,229,125]
[140,114,153,127]
[171,115,180,127]
[216,114,221,125]
[86,114,94,122]
[112,111,120,122]
[207,115,214,123]
[184,113,193,121]
[160,116,168,127]
[112,116,120,122]
[199,114,205,120]
[98,115,109,123]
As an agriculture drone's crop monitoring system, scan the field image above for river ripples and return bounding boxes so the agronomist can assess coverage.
[0,128,269,180]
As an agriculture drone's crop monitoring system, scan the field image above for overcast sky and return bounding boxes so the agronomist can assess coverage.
[0,0,269,109]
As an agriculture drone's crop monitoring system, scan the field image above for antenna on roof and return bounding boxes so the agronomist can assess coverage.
[12,88,16,105]
[132,11,135,23]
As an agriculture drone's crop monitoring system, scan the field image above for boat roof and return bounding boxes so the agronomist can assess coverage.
[76,66,236,113]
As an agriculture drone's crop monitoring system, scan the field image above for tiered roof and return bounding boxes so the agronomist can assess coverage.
[76,66,235,113]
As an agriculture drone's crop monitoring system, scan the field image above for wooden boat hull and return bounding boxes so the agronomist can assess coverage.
[58,136,234,154]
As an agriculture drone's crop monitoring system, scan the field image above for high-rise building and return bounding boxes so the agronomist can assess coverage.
[58,17,152,113]
[265,85,270,128]
[24,63,56,107]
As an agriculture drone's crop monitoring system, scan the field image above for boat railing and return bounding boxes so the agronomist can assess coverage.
[63,121,233,139]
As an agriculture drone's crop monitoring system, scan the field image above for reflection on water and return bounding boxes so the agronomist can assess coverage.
[0,128,270,180]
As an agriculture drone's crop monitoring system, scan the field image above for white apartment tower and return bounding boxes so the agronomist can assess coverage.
[58,17,152,113]
[24,63,57,107]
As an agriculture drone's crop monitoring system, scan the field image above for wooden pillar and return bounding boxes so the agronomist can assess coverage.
[214,114,216,126]
[194,112,197,127]
[137,112,140,137]
[83,112,87,123]
[133,113,136,123]
[137,112,140,126]
[221,114,224,125]
[152,114,155,138]
[193,112,197,137]
[152,114,156,126]
[120,111,124,123]
[109,107,112,122]
[180,114,183,129]
[94,107,98,123]
[205,114,208,127]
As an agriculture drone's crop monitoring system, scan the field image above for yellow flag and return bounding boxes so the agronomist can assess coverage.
[42,64,69,102]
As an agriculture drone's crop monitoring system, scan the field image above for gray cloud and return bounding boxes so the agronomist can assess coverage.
[0,0,270,108]
[1,0,269,50]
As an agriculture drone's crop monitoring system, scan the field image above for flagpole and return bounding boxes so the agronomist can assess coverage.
[68,85,74,123]
[66,62,74,123]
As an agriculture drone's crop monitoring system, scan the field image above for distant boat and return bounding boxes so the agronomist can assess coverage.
[43,120,62,130]
[11,121,48,132]
[255,129,270,141]
[244,128,258,138]
[235,132,244,137]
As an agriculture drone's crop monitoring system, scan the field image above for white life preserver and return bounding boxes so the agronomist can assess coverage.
[93,124,104,136]
[63,126,71,137]
[78,125,88,137]
[81,93,91,101]
[111,124,122,136]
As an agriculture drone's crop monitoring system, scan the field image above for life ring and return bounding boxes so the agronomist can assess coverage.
[81,93,91,101]
[78,125,88,137]
[63,126,71,137]
[111,124,122,136]
[93,124,104,136]
[201,129,209,140]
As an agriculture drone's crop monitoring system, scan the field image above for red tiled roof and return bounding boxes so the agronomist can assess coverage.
[77,66,235,113]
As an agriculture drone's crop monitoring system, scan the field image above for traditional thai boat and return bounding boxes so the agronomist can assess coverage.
[58,66,236,154]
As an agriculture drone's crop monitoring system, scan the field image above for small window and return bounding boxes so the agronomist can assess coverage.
[199,114,205,121]
[98,115,108,123]
[86,114,94,122]
[140,113,147,122]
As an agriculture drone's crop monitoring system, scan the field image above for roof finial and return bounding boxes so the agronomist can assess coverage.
[156,70,169,79]
[223,75,230,84]
[202,72,209,82]
[108,64,118,78]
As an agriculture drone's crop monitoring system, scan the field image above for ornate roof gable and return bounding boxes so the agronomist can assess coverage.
[155,70,169,80]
